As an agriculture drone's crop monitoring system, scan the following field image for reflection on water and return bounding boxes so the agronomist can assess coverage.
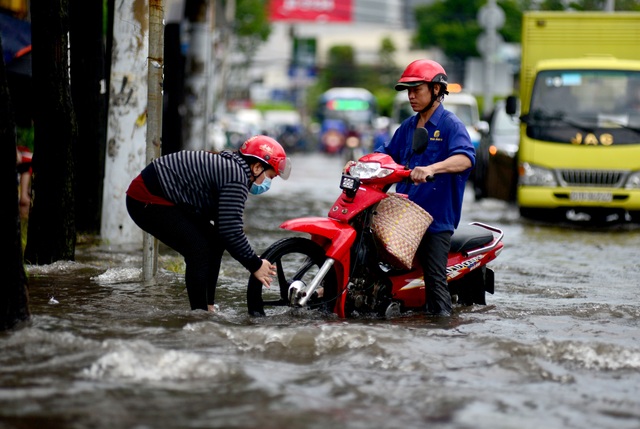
[2,153,640,429]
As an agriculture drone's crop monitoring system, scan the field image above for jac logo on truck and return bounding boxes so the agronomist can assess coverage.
[571,132,614,146]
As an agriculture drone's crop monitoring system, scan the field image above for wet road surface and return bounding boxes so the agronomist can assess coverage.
[2,152,640,429]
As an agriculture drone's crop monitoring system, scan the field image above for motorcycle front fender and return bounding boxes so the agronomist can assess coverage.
[280,217,356,262]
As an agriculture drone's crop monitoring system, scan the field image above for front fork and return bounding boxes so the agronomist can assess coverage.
[288,258,336,307]
[287,223,375,311]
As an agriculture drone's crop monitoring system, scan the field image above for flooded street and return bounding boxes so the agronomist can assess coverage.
[2,152,640,429]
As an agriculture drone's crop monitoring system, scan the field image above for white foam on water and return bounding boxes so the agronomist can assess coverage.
[91,267,142,284]
[82,339,232,382]
[538,340,640,371]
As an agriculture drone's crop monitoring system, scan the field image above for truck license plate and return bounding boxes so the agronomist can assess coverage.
[570,192,613,202]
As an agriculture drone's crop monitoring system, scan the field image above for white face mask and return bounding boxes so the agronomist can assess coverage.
[249,177,272,195]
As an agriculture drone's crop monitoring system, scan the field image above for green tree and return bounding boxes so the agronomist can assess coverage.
[374,37,400,117]
[539,0,565,9]
[566,0,640,10]
[323,45,359,88]
[414,0,485,61]
[378,36,398,88]
[235,0,272,66]
[498,1,525,43]
[414,0,525,60]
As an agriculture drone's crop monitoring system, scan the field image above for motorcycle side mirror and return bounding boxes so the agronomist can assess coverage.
[412,127,429,154]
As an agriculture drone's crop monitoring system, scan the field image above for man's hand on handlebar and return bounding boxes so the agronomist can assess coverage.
[410,166,435,184]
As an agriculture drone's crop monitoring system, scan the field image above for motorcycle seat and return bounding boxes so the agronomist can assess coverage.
[450,224,495,254]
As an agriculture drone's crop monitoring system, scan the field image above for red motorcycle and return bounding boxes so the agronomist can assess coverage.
[247,129,504,318]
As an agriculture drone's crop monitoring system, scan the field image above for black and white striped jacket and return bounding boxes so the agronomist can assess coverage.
[152,150,262,272]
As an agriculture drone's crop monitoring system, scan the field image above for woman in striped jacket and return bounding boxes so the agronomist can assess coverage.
[126,135,291,312]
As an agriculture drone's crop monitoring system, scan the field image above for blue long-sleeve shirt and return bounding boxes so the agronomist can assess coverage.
[375,104,475,233]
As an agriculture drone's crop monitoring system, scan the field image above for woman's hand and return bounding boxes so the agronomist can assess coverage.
[253,259,277,288]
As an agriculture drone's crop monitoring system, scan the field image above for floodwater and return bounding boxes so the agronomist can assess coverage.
[2,153,640,429]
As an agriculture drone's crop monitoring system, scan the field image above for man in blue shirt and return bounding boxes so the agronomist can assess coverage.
[375,59,475,316]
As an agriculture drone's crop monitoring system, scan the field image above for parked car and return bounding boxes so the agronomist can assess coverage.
[443,91,489,151]
[442,89,489,189]
[474,99,520,202]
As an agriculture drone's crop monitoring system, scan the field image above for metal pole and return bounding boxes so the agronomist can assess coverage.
[478,0,504,117]
[143,0,165,281]
[203,1,213,149]
[483,0,497,117]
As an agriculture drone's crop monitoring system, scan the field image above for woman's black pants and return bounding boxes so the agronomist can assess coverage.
[126,196,223,310]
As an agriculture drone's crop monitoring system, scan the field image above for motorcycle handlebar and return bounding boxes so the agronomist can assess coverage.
[345,154,435,185]
[401,173,435,185]
[398,160,435,184]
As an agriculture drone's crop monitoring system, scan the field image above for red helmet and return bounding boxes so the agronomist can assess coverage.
[395,59,448,91]
[240,135,291,180]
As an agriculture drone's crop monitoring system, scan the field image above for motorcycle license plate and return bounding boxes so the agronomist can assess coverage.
[569,191,613,202]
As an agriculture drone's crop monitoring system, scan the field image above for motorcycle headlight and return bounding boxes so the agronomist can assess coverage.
[340,174,360,192]
[519,162,557,187]
[625,171,640,189]
[349,161,393,179]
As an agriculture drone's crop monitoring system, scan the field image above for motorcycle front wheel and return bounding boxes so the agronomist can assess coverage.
[247,237,339,317]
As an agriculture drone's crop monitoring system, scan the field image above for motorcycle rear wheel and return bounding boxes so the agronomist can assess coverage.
[247,237,339,316]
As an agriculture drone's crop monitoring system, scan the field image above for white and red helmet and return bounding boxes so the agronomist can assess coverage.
[240,135,291,180]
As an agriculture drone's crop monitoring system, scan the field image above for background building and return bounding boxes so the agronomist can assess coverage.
[244,0,434,104]
[246,0,514,110]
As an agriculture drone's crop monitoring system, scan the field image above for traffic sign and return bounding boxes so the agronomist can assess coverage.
[477,2,505,30]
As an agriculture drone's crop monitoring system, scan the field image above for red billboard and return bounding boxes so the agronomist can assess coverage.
[269,0,352,22]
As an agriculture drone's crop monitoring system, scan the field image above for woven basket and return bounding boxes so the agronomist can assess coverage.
[371,193,433,270]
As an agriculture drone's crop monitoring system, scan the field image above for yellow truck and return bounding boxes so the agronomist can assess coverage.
[506,12,640,223]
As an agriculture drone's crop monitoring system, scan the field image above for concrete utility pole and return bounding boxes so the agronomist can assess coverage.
[102,0,150,246]
[143,0,165,280]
